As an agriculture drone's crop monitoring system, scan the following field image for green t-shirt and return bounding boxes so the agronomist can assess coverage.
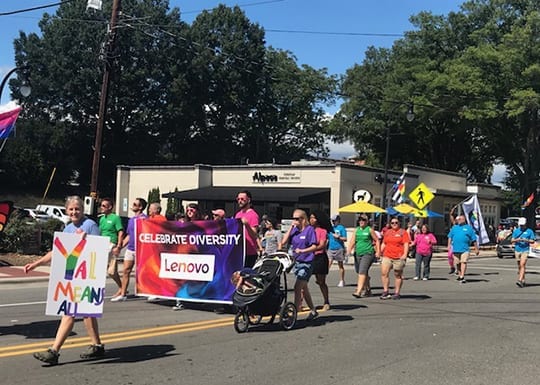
[354,225,374,255]
[99,213,123,244]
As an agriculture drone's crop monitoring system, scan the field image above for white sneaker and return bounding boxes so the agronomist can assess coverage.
[413,277,419,281]
[147,296,159,302]
[337,281,345,287]
[172,302,184,311]
[422,277,428,281]
[110,295,127,302]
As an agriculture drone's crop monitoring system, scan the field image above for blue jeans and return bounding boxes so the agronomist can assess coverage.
[415,253,432,279]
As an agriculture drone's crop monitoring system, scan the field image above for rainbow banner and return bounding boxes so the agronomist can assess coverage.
[46,232,110,317]
[0,102,22,139]
[135,218,245,304]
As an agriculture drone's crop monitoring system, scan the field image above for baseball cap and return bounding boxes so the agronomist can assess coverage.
[331,214,340,221]
[518,217,526,225]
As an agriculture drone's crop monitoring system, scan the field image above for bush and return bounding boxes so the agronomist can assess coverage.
[0,217,64,254]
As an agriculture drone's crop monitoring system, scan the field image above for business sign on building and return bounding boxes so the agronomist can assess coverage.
[252,171,301,184]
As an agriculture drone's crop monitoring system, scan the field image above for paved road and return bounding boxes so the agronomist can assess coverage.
[2,255,540,385]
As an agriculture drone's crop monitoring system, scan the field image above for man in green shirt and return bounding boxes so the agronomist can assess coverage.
[99,197,124,297]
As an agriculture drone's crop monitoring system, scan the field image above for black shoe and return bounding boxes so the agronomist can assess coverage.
[449,267,456,275]
[80,344,105,359]
[33,348,59,365]
[516,280,524,288]
[456,276,463,281]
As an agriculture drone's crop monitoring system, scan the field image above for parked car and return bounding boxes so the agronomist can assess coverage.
[496,233,514,258]
[36,204,70,224]
[24,208,52,223]
[529,233,540,259]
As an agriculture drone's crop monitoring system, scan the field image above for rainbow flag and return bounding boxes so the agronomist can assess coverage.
[522,192,535,208]
[0,102,22,139]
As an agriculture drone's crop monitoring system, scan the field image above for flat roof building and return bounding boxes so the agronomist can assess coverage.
[115,161,502,240]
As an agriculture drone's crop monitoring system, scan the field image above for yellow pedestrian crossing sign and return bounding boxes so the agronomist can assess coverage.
[408,182,434,209]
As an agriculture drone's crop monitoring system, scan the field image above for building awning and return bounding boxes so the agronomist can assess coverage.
[162,187,330,203]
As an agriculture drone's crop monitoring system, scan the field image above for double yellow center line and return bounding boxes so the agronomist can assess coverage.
[0,317,235,358]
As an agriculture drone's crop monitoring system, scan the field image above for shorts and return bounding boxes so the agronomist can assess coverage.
[312,252,329,275]
[293,261,313,281]
[381,256,406,272]
[452,252,469,263]
[354,252,375,275]
[107,244,118,275]
[327,248,345,262]
[515,251,528,261]
[124,249,136,262]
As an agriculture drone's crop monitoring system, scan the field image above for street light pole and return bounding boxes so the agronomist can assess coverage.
[380,102,414,212]
[89,0,121,199]
[0,67,31,154]
[0,67,31,104]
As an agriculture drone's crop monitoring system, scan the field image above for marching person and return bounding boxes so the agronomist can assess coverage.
[380,217,410,300]
[348,215,380,298]
[25,196,105,365]
[448,215,479,283]
[511,217,536,287]
[280,209,319,321]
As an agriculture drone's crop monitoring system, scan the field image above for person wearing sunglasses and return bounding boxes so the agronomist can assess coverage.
[112,197,147,302]
[98,197,124,297]
[280,209,319,321]
[348,215,380,298]
[234,190,260,268]
[380,217,410,300]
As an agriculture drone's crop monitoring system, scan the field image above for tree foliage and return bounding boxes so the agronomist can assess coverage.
[1,1,335,196]
[331,0,540,214]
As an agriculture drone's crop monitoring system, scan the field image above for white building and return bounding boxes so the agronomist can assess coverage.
[115,161,502,240]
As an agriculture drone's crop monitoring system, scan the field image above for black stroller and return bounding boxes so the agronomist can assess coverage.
[232,252,297,333]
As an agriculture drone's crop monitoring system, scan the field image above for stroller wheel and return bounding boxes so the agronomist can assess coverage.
[234,309,250,333]
[279,302,297,330]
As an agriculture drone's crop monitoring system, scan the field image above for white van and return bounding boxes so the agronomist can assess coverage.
[36,204,70,224]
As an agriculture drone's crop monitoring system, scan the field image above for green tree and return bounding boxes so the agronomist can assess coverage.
[331,0,539,214]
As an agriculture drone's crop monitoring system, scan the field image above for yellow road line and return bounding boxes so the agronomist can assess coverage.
[0,318,234,358]
[1,310,312,359]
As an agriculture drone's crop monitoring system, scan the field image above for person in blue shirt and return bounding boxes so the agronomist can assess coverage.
[511,217,536,288]
[328,214,348,287]
[24,196,105,365]
[447,215,479,283]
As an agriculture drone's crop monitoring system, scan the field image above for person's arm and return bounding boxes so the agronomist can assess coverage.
[347,230,356,255]
[279,226,294,250]
[24,251,52,273]
[370,228,381,257]
[401,232,410,259]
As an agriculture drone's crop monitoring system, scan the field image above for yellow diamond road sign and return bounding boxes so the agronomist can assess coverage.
[408,182,434,209]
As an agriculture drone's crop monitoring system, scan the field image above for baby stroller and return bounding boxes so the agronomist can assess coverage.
[232,252,297,333]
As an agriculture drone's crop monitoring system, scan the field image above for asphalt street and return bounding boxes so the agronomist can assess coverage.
[2,255,540,385]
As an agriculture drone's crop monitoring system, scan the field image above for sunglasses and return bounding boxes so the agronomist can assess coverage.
[391,221,399,225]
[293,217,302,220]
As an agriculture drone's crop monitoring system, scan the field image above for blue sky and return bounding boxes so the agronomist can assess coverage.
[1,0,505,182]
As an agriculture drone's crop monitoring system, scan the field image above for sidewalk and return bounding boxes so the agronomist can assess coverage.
[0,248,497,284]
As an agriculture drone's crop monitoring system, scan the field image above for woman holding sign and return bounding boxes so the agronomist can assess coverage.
[24,196,105,366]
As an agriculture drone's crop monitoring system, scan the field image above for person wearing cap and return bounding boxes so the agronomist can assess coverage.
[212,209,226,220]
[348,215,380,298]
[328,214,348,287]
[447,215,479,284]
[511,217,536,287]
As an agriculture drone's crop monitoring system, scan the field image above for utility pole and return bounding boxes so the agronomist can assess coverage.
[89,0,121,199]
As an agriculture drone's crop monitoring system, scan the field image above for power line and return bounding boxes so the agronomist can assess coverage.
[0,0,77,16]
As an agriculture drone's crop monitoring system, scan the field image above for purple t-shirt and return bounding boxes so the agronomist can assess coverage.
[126,213,147,251]
[290,225,317,262]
